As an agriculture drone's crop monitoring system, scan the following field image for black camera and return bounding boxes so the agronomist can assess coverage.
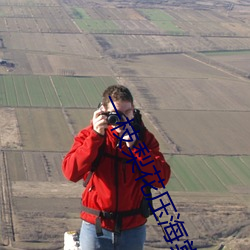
[102,111,122,125]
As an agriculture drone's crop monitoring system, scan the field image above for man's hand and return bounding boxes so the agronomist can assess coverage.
[93,108,108,136]
[120,125,137,148]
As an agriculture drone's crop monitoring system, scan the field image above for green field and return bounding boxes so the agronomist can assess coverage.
[166,155,250,192]
[0,75,115,108]
[75,19,119,32]
[138,9,184,33]
[71,7,90,19]
[202,50,250,56]
[70,7,119,32]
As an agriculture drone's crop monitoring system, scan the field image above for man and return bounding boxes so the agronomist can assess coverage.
[62,85,171,250]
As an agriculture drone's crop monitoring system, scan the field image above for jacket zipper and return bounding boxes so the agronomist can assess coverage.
[115,146,119,213]
[114,141,121,237]
[122,161,126,183]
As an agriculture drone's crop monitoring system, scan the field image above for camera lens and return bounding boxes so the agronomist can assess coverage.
[108,113,120,125]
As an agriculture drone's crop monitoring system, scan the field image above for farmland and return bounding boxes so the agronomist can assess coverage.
[203,50,250,73]
[166,155,250,192]
[0,75,115,107]
[1,0,250,250]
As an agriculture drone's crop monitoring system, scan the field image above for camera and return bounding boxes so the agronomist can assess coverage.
[102,111,122,125]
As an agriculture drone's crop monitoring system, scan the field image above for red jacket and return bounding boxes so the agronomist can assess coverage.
[62,124,171,231]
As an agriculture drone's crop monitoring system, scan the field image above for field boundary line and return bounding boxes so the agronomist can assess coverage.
[171,167,187,192]
[63,77,78,107]
[4,76,17,106]
[20,151,28,180]
[50,76,76,136]
[49,76,62,107]
[0,150,67,156]
[0,151,15,245]
[70,19,83,33]
[37,76,49,107]
[12,76,19,106]
[4,47,103,58]
[23,75,33,107]
[220,157,245,185]
[183,157,208,192]
[166,155,187,191]
[200,156,228,191]
[147,108,250,113]
[239,156,250,171]
[184,52,250,82]
[143,111,180,154]
[0,76,8,106]
[61,108,76,136]
[91,77,104,97]
[75,77,91,107]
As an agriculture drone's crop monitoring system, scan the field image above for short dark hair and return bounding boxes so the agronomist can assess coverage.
[102,85,133,108]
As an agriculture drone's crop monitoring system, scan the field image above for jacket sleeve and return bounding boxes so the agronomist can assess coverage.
[131,128,171,188]
[62,126,105,182]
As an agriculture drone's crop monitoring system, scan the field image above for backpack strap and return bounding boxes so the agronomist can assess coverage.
[81,205,142,236]
[132,108,145,143]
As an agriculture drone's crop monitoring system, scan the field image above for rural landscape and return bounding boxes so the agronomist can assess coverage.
[1,0,250,249]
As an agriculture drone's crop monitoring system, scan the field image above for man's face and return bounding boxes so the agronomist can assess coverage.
[106,100,134,133]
